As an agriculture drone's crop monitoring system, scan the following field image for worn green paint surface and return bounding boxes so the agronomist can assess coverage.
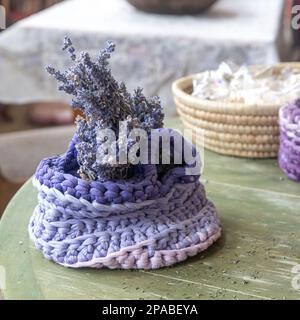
[0,118,300,300]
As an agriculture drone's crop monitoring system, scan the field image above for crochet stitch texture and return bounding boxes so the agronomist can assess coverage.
[28,38,221,269]
[278,99,300,182]
[29,131,221,269]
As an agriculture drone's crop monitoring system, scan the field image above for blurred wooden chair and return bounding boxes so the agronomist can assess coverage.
[0,125,75,215]
[0,0,64,25]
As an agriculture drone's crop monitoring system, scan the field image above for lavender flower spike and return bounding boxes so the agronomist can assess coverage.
[47,37,164,181]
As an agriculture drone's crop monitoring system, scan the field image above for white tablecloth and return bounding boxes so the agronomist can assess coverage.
[0,0,288,114]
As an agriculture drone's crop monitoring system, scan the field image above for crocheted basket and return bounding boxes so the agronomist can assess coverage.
[278,100,300,182]
[172,63,300,159]
[29,129,221,269]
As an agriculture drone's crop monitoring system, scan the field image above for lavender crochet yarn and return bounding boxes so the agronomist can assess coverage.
[29,130,221,269]
[28,38,221,269]
[278,99,300,182]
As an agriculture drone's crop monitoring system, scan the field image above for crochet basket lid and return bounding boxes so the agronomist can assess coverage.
[29,129,221,269]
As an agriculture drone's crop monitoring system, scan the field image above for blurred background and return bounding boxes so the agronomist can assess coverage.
[0,0,298,215]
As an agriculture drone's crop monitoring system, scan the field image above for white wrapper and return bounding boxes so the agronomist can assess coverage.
[192,63,300,105]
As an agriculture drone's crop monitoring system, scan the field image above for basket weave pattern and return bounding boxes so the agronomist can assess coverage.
[172,72,288,158]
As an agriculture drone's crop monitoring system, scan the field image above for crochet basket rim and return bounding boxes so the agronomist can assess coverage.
[34,128,201,210]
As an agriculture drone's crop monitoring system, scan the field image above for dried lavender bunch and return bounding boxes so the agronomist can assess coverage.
[47,36,164,181]
[132,87,164,132]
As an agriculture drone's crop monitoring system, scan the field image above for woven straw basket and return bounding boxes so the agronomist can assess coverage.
[172,63,300,158]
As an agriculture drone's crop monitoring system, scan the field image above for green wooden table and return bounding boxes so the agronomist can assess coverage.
[0,118,300,300]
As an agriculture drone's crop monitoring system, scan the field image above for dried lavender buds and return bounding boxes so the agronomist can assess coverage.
[47,37,164,181]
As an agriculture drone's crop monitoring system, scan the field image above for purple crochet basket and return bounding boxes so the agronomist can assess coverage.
[278,100,300,182]
[29,129,221,269]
